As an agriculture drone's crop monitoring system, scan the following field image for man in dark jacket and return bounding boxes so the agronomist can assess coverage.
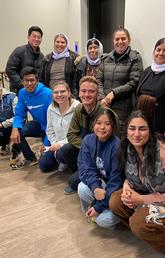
[6,26,44,94]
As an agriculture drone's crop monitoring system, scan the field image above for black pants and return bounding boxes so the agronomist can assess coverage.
[0,127,12,146]
[56,143,80,190]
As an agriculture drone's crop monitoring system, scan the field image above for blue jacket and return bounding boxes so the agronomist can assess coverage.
[0,90,16,124]
[78,133,124,213]
[13,82,52,133]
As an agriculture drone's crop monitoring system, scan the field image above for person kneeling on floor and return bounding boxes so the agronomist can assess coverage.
[10,66,52,169]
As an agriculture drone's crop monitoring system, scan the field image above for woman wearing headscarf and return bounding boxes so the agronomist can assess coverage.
[40,33,78,97]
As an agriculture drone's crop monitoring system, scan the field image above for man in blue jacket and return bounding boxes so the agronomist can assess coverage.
[10,66,52,169]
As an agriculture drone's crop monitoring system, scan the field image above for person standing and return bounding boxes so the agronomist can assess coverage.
[101,26,143,129]
[39,33,78,97]
[6,26,44,94]
[137,38,165,134]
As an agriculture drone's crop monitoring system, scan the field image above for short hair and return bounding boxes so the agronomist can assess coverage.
[79,76,99,88]
[28,26,43,37]
[20,66,39,79]
[154,38,165,50]
[113,25,130,41]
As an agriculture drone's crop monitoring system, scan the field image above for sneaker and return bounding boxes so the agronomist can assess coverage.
[0,145,10,156]
[9,145,20,166]
[11,156,38,170]
[64,185,76,195]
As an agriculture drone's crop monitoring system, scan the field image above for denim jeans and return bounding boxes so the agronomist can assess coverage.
[38,150,59,172]
[18,121,49,160]
[78,181,120,228]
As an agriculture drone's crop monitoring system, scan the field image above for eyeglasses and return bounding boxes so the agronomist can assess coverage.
[53,90,67,95]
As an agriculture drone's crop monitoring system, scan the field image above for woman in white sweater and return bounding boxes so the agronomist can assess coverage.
[38,81,79,172]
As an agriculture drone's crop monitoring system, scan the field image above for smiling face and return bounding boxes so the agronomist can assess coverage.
[87,43,99,60]
[79,81,98,108]
[28,31,42,49]
[154,42,165,65]
[113,30,130,55]
[22,74,38,92]
[53,84,70,106]
[94,114,113,142]
[127,117,150,151]
[54,36,67,53]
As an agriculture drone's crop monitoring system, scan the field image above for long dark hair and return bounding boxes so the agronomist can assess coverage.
[119,110,157,176]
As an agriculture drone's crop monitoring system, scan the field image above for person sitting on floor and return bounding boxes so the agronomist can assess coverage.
[58,76,102,194]
[0,78,19,158]
[78,107,124,228]
[10,66,52,169]
[38,81,79,172]
[109,110,165,253]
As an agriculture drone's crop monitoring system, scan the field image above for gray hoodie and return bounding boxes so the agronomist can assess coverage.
[46,98,80,146]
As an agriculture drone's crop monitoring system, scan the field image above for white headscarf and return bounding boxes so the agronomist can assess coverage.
[151,61,165,73]
[52,33,70,60]
[86,38,103,66]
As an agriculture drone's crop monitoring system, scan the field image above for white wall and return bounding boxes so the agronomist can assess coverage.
[0,0,88,70]
[125,0,165,68]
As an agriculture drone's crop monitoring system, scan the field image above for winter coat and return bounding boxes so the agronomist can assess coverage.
[39,50,78,96]
[6,44,44,93]
[136,66,165,133]
[73,56,104,99]
[101,47,143,121]
[67,102,101,149]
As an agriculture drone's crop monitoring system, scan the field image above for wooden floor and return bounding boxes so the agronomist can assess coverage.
[0,141,164,258]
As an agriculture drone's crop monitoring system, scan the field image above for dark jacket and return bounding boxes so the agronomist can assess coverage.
[101,47,143,121]
[39,50,78,96]
[136,66,165,133]
[6,44,44,93]
[67,102,101,149]
[78,133,124,213]
[73,56,104,99]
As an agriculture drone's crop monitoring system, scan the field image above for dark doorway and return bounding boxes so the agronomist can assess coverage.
[88,0,125,53]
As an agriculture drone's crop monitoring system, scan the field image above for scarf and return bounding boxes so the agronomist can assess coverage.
[125,142,165,194]
[52,33,70,60]
[86,38,103,66]
[151,61,165,73]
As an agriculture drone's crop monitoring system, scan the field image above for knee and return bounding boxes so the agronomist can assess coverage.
[38,155,51,173]
[78,182,88,200]
[129,210,145,238]
[96,212,119,228]
[109,189,122,214]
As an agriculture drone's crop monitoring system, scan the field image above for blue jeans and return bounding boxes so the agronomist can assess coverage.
[18,121,49,160]
[38,150,59,172]
[78,181,120,228]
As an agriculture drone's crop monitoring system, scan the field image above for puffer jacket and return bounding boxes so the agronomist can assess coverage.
[39,50,78,96]
[102,47,143,121]
[6,43,44,93]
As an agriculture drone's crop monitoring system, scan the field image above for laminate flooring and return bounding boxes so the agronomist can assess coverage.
[0,139,164,258]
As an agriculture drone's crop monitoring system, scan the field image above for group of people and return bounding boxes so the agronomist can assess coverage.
[0,25,164,253]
